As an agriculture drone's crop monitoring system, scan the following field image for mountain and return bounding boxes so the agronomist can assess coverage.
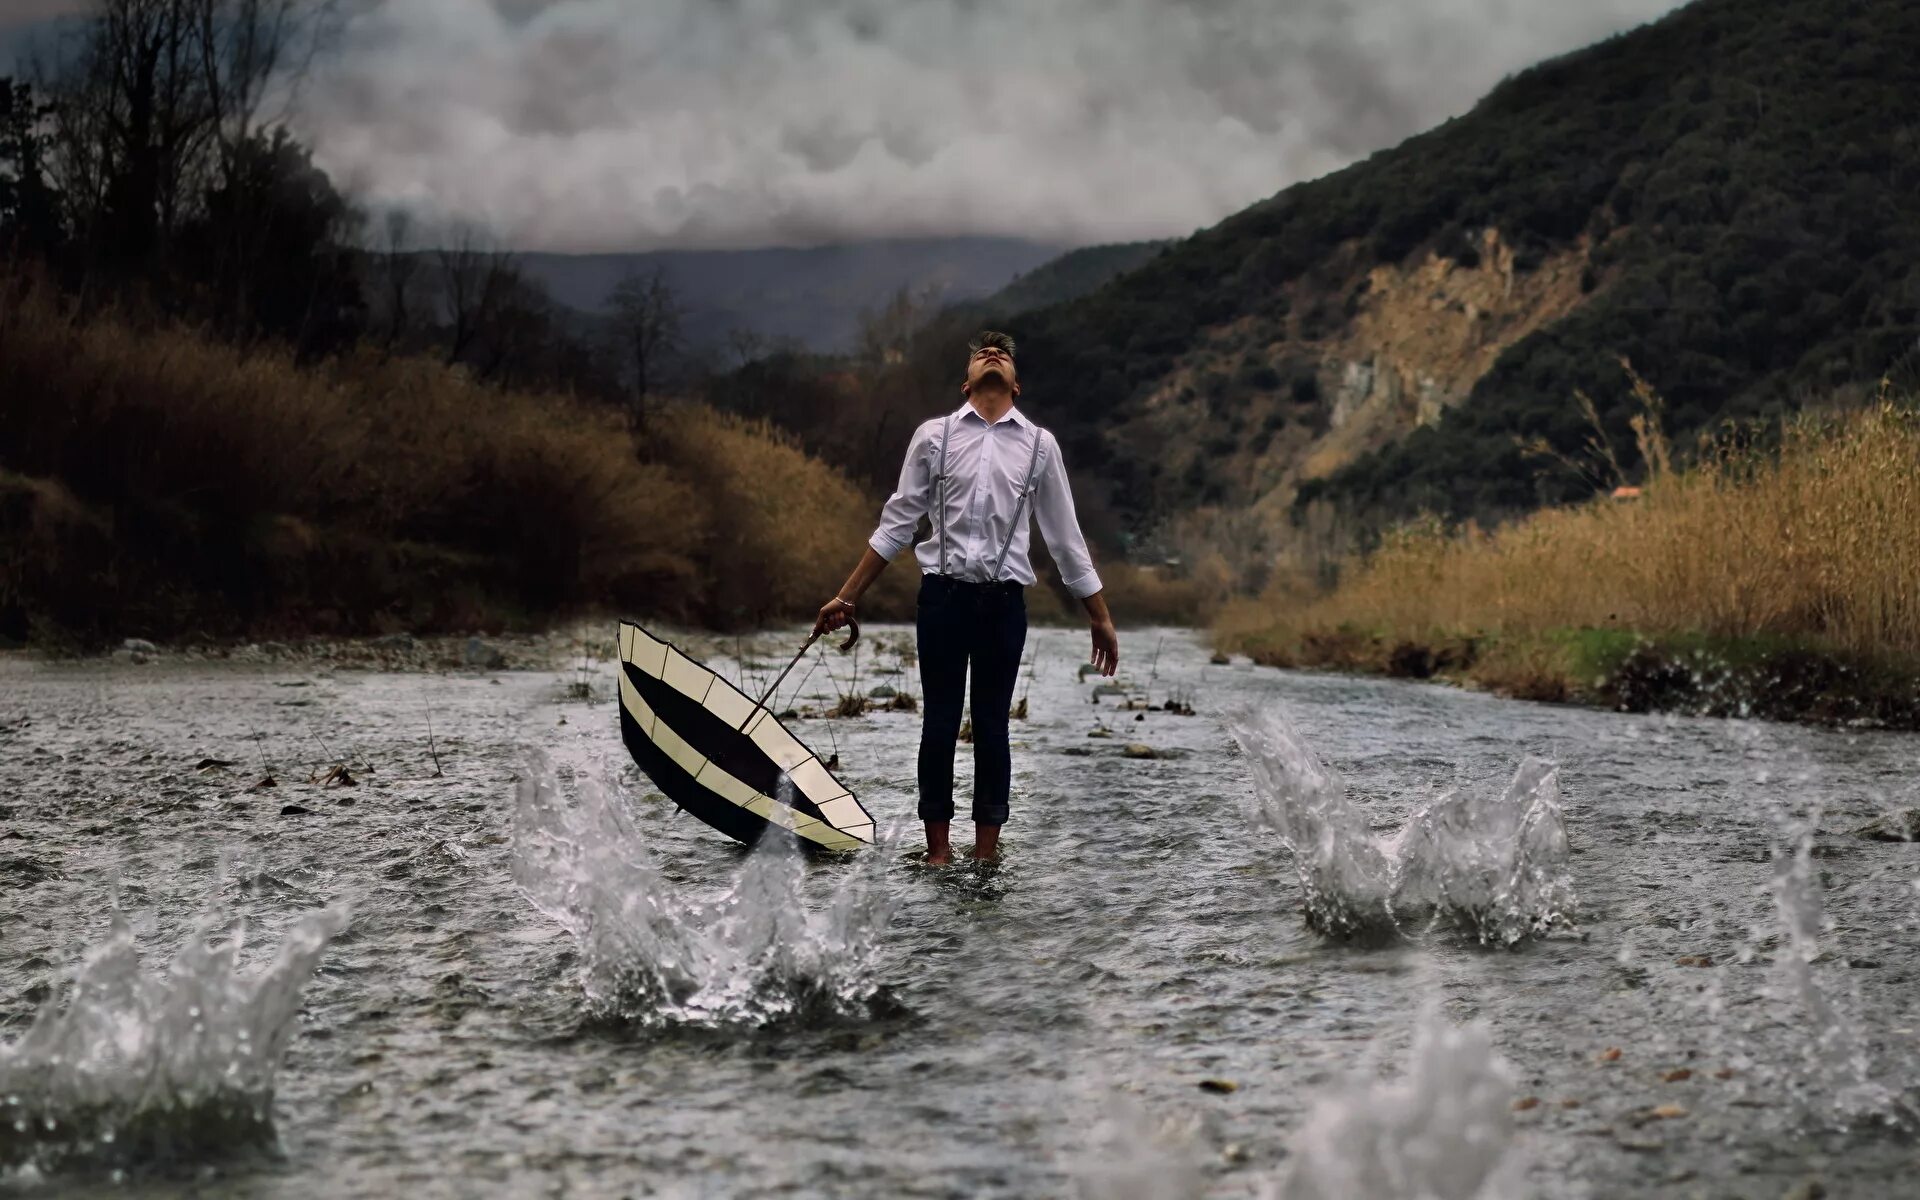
[518,237,1072,354]
[1001,0,1920,536]
[962,241,1173,320]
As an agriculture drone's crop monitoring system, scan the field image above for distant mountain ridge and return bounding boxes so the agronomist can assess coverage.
[518,237,1073,354]
[995,0,1920,536]
[962,241,1173,321]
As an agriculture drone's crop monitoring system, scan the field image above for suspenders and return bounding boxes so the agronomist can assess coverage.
[934,413,954,576]
[987,430,1046,582]
[932,413,1046,583]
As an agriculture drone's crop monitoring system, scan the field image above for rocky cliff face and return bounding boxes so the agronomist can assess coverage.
[1298,227,1595,480]
[1118,227,1598,523]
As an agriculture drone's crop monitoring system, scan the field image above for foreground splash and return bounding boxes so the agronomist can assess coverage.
[512,752,897,1027]
[0,905,348,1174]
[1068,1098,1206,1200]
[1705,810,1911,1128]
[1226,707,1576,944]
[1273,1010,1524,1200]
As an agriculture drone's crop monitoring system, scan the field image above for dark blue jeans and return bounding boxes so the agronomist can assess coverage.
[916,573,1027,826]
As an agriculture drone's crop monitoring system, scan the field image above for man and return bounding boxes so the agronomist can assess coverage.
[814,331,1119,865]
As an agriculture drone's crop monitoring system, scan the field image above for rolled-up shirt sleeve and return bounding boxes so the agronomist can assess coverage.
[868,421,934,561]
[1033,430,1104,598]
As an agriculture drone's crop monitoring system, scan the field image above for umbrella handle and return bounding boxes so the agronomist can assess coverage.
[744,617,860,726]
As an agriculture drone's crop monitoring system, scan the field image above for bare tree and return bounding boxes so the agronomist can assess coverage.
[36,0,340,301]
[370,208,419,349]
[606,266,684,428]
[855,284,927,367]
[193,0,335,168]
[434,224,521,366]
[723,325,767,369]
[43,0,214,266]
[471,271,557,388]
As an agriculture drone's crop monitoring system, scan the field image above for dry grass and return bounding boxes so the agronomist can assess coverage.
[1101,557,1233,627]
[0,270,898,642]
[1219,390,1920,670]
[651,409,914,627]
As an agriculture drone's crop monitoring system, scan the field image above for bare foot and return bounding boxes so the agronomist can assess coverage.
[922,821,952,866]
[970,824,1002,863]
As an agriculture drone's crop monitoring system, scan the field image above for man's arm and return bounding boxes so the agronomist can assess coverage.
[1033,431,1119,676]
[813,424,932,637]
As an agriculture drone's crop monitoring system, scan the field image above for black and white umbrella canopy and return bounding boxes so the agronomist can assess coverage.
[616,621,875,852]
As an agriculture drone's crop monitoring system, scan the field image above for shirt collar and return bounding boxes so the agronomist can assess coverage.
[956,400,1030,428]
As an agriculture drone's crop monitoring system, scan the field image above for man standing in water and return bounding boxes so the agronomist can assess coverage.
[814,331,1119,865]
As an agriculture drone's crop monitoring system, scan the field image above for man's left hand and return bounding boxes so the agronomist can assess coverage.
[1090,619,1119,677]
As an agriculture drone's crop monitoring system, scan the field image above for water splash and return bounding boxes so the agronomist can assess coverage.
[1391,757,1578,945]
[0,904,347,1173]
[1227,707,1576,944]
[1068,1098,1207,1200]
[1760,811,1905,1125]
[511,752,897,1027]
[1272,1010,1523,1200]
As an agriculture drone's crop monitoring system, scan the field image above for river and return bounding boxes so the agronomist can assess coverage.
[1,625,1915,1198]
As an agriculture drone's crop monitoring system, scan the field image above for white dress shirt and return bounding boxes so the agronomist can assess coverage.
[867,402,1104,598]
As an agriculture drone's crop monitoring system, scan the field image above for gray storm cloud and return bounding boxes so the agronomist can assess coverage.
[298,0,1685,251]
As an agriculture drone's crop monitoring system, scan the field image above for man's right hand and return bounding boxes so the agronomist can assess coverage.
[812,597,856,639]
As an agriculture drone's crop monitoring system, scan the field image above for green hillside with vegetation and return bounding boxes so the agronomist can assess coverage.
[1002,0,1920,529]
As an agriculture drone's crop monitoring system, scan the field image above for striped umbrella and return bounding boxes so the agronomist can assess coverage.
[616,621,875,851]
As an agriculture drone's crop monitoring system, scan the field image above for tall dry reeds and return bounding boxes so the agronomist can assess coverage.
[1218,393,1920,664]
[650,408,914,626]
[0,271,898,642]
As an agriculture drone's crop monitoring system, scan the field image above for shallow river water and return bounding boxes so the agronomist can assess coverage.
[2,625,1916,1198]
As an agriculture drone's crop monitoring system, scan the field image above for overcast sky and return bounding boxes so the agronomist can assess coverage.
[5,0,1687,252]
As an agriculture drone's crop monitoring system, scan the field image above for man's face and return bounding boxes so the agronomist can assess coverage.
[964,345,1018,395]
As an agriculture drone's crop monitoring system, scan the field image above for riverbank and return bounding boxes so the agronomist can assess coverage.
[1217,396,1920,730]
[1219,624,1920,729]
[0,271,917,647]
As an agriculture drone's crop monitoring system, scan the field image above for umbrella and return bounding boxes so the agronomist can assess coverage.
[615,620,875,851]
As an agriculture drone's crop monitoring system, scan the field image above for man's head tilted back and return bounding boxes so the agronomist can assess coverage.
[964,330,1019,399]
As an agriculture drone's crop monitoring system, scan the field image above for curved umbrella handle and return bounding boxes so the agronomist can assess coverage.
[745,616,859,725]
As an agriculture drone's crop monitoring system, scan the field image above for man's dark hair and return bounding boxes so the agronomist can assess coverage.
[968,330,1016,359]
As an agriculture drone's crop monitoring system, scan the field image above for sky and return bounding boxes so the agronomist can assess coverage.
[3,0,1688,253]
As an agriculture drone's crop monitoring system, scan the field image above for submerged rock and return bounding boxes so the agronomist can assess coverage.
[1852,808,1917,842]
[0,856,61,886]
[463,637,507,670]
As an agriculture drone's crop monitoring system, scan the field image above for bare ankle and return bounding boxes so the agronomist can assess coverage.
[971,823,1002,861]
[924,821,953,864]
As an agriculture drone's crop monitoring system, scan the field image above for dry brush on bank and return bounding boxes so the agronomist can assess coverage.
[0,273,911,644]
[1216,393,1920,721]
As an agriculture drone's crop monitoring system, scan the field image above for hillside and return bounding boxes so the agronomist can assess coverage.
[1000,0,1920,540]
[957,241,1173,321]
